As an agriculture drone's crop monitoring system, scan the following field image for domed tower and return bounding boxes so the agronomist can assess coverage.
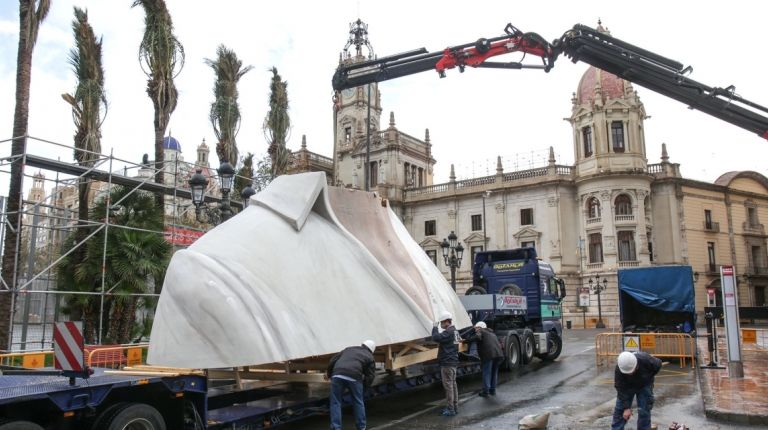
[572,22,653,280]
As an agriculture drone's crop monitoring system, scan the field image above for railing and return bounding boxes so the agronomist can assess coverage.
[746,266,768,276]
[743,222,766,235]
[405,183,448,196]
[615,214,635,222]
[456,175,495,190]
[503,167,548,182]
[618,260,640,268]
[595,333,696,368]
[647,163,663,174]
[586,262,604,270]
[0,349,54,368]
[555,165,574,175]
[586,217,601,225]
[704,263,718,274]
[86,343,149,369]
[703,221,720,232]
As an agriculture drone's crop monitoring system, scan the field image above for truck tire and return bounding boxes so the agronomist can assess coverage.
[465,286,487,295]
[541,332,563,361]
[95,403,166,430]
[0,421,44,430]
[502,334,520,370]
[499,284,523,296]
[520,330,535,364]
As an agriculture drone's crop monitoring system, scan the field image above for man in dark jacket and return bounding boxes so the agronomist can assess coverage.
[432,311,461,416]
[326,340,376,430]
[466,321,504,397]
[612,351,662,430]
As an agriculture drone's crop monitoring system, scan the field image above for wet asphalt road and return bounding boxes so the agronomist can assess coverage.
[281,329,759,429]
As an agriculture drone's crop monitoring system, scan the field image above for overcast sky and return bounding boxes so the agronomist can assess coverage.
[1,0,766,194]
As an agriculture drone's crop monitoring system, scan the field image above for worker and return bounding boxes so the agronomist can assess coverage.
[326,340,377,430]
[432,311,461,416]
[465,321,504,397]
[612,351,662,430]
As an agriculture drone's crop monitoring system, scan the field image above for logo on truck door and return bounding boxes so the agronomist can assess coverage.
[493,262,524,272]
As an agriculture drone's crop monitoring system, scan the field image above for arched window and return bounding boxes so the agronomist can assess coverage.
[587,197,601,219]
[615,194,633,216]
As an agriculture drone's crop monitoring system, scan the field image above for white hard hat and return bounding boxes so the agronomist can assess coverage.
[438,311,453,322]
[474,321,487,329]
[618,351,638,374]
[363,340,376,353]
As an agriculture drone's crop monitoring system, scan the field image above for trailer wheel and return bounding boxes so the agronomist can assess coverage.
[520,330,535,364]
[502,334,520,370]
[541,332,563,361]
[465,286,487,295]
[95,403,166,430]
[0,421,44,430]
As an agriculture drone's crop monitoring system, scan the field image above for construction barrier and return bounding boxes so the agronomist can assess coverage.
[0,349,54,368]
[741,328,768,350]
[595,333,696,368]
[86,343,149,369]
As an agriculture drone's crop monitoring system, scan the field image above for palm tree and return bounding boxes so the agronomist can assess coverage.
[205,45,252,167]
[0,0,52,349]
[132,0,184,216]
[61,6,107,268]
[233,152,254,199]
[263,67,291,178]
[58,186,170,344]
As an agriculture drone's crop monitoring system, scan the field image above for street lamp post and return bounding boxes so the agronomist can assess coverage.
[481,190,491,250]
[188,160,237,225]
[240,182,256,208]
[588,276,608,329]
[441,231,464,291]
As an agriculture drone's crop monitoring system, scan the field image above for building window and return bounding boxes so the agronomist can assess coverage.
[425,250,437,265]
[470,245,484,266]
[707,242,716,272]
[752,245,764,272]
[520,208,534,226]
[344,127,352,142]
[611,121,625,152]
[424,220,436,236]
[748,206,759,227]
[521,240,535,249]
[647,232,654,262]
[587,197,601,219]
[582,126,593,157]
[615,194,632,216]
[618,231,636,261]
[369,161,378,186]
[704,209,713,230]
[588,233,603,263]
[755,286,767,307]
[471,214,483,231]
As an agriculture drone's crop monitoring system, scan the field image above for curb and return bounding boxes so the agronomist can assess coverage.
[696,342,768,426]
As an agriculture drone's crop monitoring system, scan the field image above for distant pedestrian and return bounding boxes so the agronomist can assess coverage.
[612,351,662,430]
[432,311,461,416]
[326,340,376,430]
[465,321,504,397]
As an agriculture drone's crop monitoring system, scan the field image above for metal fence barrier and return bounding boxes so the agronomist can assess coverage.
[0,343,149,370]
[595,333,696,368]
[0,349,54,368]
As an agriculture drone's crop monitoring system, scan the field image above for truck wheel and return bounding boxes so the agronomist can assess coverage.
[502,334,520,370]
[541,332,563,361]
[499,284,523,296]
[95,403,166,430]
[0,421,44,430]
[465,286,487,295]
[520,330,535,364]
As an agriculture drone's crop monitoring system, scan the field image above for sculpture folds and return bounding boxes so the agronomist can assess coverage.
[148,172,470,368]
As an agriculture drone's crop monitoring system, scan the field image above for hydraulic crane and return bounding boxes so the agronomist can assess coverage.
[332,23,768,141]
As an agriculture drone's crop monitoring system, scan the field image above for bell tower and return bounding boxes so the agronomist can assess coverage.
[333,18,382,187]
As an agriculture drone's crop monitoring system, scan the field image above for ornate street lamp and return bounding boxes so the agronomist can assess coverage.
[188,160,238,225]
[588,276,608,329]
[189,168,209,222]
[441,231,464,291]
[240,182,256,208]
[217,160,235,222]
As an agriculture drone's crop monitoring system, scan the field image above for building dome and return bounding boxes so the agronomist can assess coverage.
[576,67,627,104]
[163,136,182,152]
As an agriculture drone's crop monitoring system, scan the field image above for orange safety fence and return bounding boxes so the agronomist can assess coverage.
[0,343,149,370]
[595,333,696,368]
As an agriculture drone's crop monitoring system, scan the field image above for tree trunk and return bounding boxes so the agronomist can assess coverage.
[153,109,165,221]
[0,1,34,350]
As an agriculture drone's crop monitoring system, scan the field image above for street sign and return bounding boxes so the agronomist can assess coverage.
[720,265,743,377]
[578,287,590,307]
[623,335,640,352]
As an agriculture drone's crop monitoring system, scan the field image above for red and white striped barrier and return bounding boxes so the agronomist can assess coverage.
[53,322,85,372]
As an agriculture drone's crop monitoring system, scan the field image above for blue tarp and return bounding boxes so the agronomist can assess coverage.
[617,266,695,313]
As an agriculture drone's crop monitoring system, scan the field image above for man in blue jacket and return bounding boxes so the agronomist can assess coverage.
[465,321,504,397]
[612,351,662,430]
[432,311,461,416]
[326,340,376,430]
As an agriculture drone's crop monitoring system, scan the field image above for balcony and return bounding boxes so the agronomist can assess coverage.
[746,266,768,276]
[586,217,601,225]
[618,260,640,268]
[703,221,720,233]
[743,222,766,236]
[586,262,603,270]
[703,263,718,274]
[615,214,635,223]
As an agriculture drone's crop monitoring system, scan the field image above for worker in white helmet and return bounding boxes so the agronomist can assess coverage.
[326,340,376,430]
[431,311,462,417]
[612,351,662,430]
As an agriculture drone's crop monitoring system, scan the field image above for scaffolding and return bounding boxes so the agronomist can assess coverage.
[0,135,249,351]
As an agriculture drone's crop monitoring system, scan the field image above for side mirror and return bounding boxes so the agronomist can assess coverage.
[557,278,566,301]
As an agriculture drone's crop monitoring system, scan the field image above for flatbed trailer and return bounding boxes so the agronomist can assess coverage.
[0,348,480,429]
